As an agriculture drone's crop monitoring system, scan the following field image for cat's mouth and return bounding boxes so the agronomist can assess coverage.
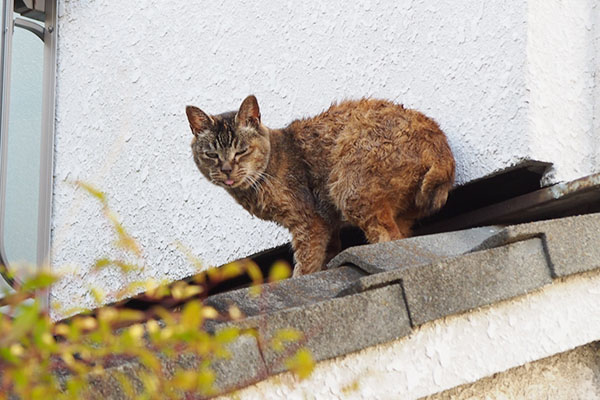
[218,177,244,189]
[214,173,254,189]
[218,178,237,188]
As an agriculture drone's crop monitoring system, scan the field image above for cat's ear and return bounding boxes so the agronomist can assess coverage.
[236,95,261,129]
[186,106,213,136]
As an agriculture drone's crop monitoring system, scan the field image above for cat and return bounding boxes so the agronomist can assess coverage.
[185,95,455,276]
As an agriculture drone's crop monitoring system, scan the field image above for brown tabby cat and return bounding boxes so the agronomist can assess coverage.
[186,96,455,276]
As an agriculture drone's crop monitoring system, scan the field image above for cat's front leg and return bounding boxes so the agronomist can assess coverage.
[289,216,331,277]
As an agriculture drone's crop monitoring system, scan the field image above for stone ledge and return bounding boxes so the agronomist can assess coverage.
[338,237,553,325]
[327,226,502,274]
[216,283,411,375]
[73,212,600,398]
[209,334,267,394]
[203,266,364,319]
[82,333,266,400]
[474,213,600,277]
[206,212,600,394]
[403,237,552,325]
[222,269,600,399]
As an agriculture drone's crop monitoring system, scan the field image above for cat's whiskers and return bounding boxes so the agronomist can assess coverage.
[257,170,276,181]
[256,170,281,191]
[244,169,276,194]
[238,167,261,194]
[208,170,230,187]
[207,172,219,184]
[247,177,260,194]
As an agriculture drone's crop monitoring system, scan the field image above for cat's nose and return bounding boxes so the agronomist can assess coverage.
[221,162,233,174]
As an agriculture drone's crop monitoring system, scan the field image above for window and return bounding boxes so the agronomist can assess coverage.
[0,0,56,301]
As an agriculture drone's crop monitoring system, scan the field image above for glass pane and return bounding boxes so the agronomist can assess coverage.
[3,21,44,271]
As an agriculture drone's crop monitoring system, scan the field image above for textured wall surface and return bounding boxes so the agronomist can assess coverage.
[527,0,600,184]
[427,341,600,400]
[222,270,600,399]
[50,0,598,313]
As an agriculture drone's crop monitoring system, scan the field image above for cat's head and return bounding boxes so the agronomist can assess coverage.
[186,95,270,190]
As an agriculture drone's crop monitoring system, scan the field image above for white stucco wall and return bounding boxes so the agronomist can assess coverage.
[50,0,599,313]
[222,270,600,400]
[527,0,600,184]
[428,341,600,400]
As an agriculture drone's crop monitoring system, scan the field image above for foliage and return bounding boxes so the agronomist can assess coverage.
[0,183,314,399]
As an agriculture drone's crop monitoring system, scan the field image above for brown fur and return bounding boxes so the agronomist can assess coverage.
[186,96,455,276]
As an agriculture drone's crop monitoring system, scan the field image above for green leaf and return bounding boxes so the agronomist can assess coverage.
[285,348,315,380]
[116,309,145,323]
[12,367,27,389]
[112,221,141,256]
[270,328,302,352]
[0,347,19,364]
[138,371,159,398]
[10,301,41,341]
[93,258,111,270]
[31,385,49,400]
[33,318,56,351]
[90,287,105,304]
[215,326,239,344]
[113,371,136,397]
[181,300,202,330]
[172,370,197,391]
[65,379,85,399]
[196,368,215,394]
[268,261,291,282]
[113,260,139,273]
[221,262,243,280]
[341,378,361,394]
[245,261,263,284]
[248,285,262,297]
[76,181,106,204]
[137,349,161,372]
[20,271,57,292]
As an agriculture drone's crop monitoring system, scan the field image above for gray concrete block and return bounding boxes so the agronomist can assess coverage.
[243,284,411,374]
[203,266,364,320]
[328,226,503,274]
[474,213,600,278]
[211,333,268,394]
[404,238,552,325]
[87,361,142,400]
[168,333,268,395]
[84,333,266,399]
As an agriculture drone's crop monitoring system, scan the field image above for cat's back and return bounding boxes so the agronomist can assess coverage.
[288,98,439,143]
[287,99,402,164]
[288,98,447,163]
[328,98,441,142]
[288,98,405,134]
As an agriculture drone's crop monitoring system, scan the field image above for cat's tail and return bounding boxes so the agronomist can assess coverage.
[415,149,455,216]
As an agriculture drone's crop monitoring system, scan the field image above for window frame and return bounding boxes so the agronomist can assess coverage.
[0,0,57,307]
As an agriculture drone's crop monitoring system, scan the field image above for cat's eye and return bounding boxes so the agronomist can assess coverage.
[235,148,249,157]
[204,152,219,159]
